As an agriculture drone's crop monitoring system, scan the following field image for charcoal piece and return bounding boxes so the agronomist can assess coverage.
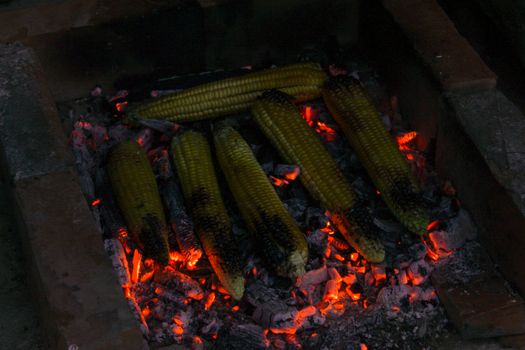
[393,254,412,269]
[104,238,131,287]
[274,164,300,179]
[245,280,282,307]
[377,285,412,309]
[260,161,274,175]
[448,209,478,241]
[408,243,427,260]
[284,198,307,222]
[407,260,433,286]
[225,324,270,349]
[305,207,328,229]
[136,127,155,152]
[138,119,179,136]
[296,266,329,289]
[253,301,296,329]
[154,268,203,300]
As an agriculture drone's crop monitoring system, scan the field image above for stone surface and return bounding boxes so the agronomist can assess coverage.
[447,89,525,218]
[432,247,525,339]
[383,0,497,92]
[12,169,147,349]
[0,43,73,181]
[0,178,43,349]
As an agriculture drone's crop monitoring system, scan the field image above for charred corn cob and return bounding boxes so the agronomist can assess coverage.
[133,63,327,123]
[107,141,170,265]
[213,125,308,278]
[322,77,429,235]
[171,131,245,300]
[252,91,385,263]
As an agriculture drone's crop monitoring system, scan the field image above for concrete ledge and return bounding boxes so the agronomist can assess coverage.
[383,0,497,92]
[0,42,146,349]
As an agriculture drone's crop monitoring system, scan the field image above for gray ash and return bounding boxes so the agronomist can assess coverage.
[61,68,483,350]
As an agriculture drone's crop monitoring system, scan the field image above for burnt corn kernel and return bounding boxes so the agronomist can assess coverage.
[133,62,327,123]
[322,77,429,235]
[214,126,308,278]
[172,131,245,300]
[252,90,385,263]
[107,141,170,265]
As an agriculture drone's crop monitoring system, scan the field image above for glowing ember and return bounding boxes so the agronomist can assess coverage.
[427,220,440,232]
[345,286,361,301]
[270,175,289,187]
[391,306,401,312]
[301,105,337,142]
[232,305,240,312]
[91,198,101,207]
[131,249,142,284]
[320,221,335,235]
[169,251,184,262]
[204,292,216,311]
[360,343,369,350]
[350,252,359,262]
[115,101,128,112]
[396,131,417,150]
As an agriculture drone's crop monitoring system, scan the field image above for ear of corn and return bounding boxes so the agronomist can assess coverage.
[133,63,327,123]
[213,125,308,278]
[107,141,170,265]
[252,90,385,263]
[322,77,429,235]
[171,130,245,300]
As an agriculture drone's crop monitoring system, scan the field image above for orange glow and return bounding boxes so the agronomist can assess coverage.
[343,274,357,285]
[391,306,400,312]
[116,101,128,112]
[270,175,289,187]
[91,198,101,207]
[355,266,366,274]
[363,299,370,309]
[122,285,132,299]
[320,221,335,235]
[251,266,257,277]
[317,121,336,134]
[406,153,414,160]
[350,252,359,262]
[193,336,203,345]
[187,249,202,269]
[303,106,314,127]
[217,286,229,295]
[334,302,345,310]
[334,254,345,262]
[325,245,332,258]
[396,131,417,150]
[270,327,297,335]
[375,190,381,196]
[232,305,240,312]
[360,344,368,350]
[427,220,440,232]
[323,280,339,301]
[399,272,408,284]
[139,270,154,283]
[117,227,128,239]
[142,307,151,318]
[345,286,361,301]
[131,249,142,284]
[283,167,300,181]
[173,325,184,335]
[169,251,183,262]
[211,334,219,340]
[204,292,216,311]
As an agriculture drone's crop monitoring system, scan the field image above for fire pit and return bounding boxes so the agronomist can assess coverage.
[1,1,525,349]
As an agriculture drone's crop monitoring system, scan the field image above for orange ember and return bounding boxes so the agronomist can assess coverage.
[283,167,300,181]
[270,175,289,187]
[232,305,240,312]
[116,101,128,112]
[391,306,401,312]
[173,325,184,335]
[427,220,440,232]
[320,221,335,235]
[140,270,154,283]
[396,131,417,150]
[350,252,359,262]
[142,306,151,318]
[131,249,142,284]
[187,249,202,269]
[360,343,369,350]
[91,198,101,207]
[193,336,203,345]
[169,251,183,262]
[345,286,361,301]
[204,292,216,311]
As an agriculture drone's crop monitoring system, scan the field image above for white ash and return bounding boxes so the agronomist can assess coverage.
[60,71,489,350]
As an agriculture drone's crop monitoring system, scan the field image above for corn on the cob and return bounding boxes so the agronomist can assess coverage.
[171,131,245,300]
[133,63,327,123]
[213,125,308,278]
[252,90,385,263]
[322,77,429,235]
[107,141,170,265]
